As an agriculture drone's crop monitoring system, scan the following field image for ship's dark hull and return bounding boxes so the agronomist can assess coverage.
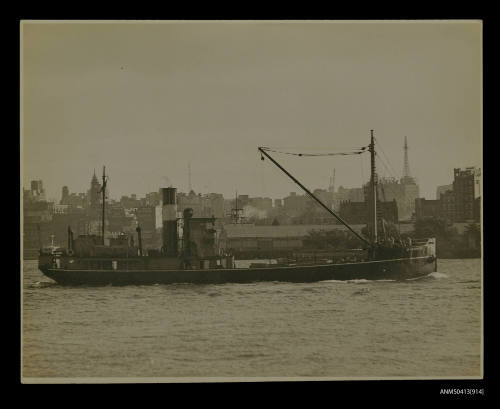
[39,256,436,286]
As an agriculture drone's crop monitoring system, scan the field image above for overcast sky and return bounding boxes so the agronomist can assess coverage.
[21,21,482,202]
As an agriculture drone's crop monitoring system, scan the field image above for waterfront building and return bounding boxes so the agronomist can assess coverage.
[312,189,334,210]
[30,180,46,202]
[202,193,225,218]
[439,189,457,222]
[53,204,70,214]
[177,190,204,216]
[60,186,87,208]
[24,180,46,203]
[453,167,481,222]
[372,177,419,221]
[415,167,481,223]
[135,206,160,248]
[144,191,160,207]
[248,197,273,212]
[283,192,310,218]
[119,195,143,209]
[136,206,156,231]
[436,184,453,200]
[415,198,441,220]
[339,199,399,225]
[332,186,365,211]
[60,186,69,204]
[223,223,414,256]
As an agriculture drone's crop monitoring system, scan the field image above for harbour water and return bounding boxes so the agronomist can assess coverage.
[22,259,481,380]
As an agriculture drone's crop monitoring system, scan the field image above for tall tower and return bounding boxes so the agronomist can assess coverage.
[328,169,336,193]
[61,186,69,204]
[89,169,101,210]
[401,136,416,185]
[30,180,46,201]
[399,137,419,220]
[403,136,410,179]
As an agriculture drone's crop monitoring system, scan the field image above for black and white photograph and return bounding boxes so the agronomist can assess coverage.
[21,20,482,383]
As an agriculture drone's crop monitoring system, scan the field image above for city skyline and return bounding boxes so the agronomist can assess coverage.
[24,163,478,207]
[22,21,482,202]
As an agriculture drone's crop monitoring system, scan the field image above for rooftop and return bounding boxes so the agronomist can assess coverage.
[223,224,369,238]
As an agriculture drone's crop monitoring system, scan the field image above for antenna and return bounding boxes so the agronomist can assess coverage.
[403,136,411,178]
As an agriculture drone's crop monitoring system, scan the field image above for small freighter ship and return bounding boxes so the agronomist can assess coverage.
[38,131,437,285]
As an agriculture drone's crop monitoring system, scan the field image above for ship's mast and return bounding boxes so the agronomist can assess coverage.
[101,166,107,245]
[369,130,378,244]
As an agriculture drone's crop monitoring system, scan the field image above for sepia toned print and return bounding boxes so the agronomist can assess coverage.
[21,20,482,382]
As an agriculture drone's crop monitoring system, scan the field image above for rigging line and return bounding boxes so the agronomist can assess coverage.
[261,147,368,157]
[265,146,368,151]
[380,180,387,202]
[376,153,394,180]
[373,140,394,174]
[359,152,366,186]
[263,149,368,155]
[371,141,396,180]
[378,153,398,181]
[263,146,369,151]
[374,138,399,179]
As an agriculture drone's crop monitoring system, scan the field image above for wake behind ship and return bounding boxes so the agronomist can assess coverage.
[37,131,437,285]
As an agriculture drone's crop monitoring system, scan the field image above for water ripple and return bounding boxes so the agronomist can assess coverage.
[22,258,481,379]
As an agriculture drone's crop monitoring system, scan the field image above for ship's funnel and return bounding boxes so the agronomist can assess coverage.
[161,187,177,220]
[161,187,178,256]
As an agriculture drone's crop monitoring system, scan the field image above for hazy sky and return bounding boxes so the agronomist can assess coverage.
[22,21,482,202]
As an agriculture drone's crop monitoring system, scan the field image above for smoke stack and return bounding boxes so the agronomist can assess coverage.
[161,187,178,256]
[67,226,74,253]
[136,226,143,256]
